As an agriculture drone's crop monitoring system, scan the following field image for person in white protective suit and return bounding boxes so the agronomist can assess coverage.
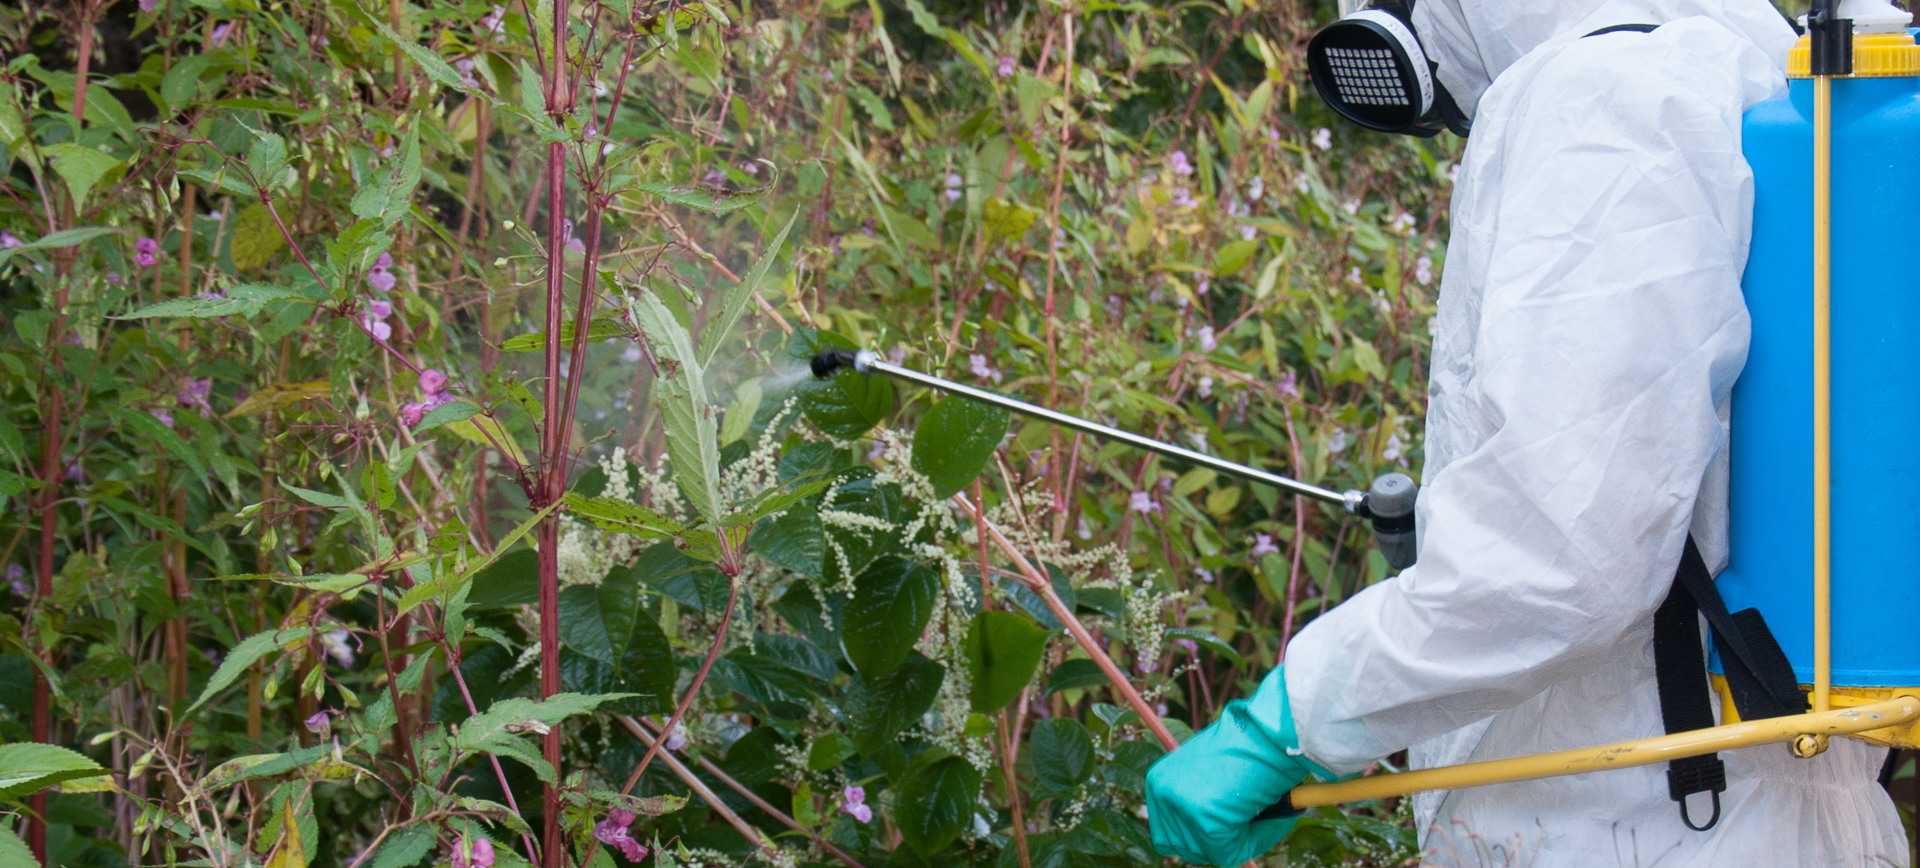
[1143,0,1911,866]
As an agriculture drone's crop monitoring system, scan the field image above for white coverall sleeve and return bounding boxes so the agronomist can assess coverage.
[1283,28,1767,774]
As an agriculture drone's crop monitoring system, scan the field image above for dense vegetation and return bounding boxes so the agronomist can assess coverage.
[0,0,1455,865]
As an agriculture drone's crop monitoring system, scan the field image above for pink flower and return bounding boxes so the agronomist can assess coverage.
[594,810,647,861]
[1240,225,1258,241]
[361,299,393,342]
[841,787,872,823]
[210,22,233,46]
[401,403,427,426]
[134,237,160,267]
[367,268,396,293]
[1197,326,1217,352]
[1251,533,1279,557]
[451,836,495,868]
[1277,371,1299,399]
[0,231,21,249]
[178,378,213,415]
[1128,490,1158,515]
[150,408,174,428]
[304,711,331,738]
[1169,150,1193,176]
[663,722,688,751]
[419,368,448,395]
[1311,127,1332,151]
[997,56,1016,77]
[944,174,963,203]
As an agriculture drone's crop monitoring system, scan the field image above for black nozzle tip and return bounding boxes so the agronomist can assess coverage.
[810,348,859,379]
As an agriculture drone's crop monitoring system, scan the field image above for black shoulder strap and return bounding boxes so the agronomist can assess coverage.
[1653,535,1807,832]
[1585,23,1660,37]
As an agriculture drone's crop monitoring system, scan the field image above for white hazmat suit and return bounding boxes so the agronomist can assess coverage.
[1282,1,1909,865]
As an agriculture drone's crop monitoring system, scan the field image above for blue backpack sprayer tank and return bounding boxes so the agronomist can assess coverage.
[1716,6,1920,745]
[810,0,1920,824]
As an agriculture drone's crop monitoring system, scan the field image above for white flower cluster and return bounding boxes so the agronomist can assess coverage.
[555,448,652,586]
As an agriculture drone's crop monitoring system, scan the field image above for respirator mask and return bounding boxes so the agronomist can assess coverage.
[1307,0,1471,138]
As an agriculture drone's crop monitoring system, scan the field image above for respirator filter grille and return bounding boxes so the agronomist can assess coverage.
[1325,47,1411,106]
[1306,8,1436,132]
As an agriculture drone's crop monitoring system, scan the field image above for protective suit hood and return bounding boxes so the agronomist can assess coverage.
[1410,0,1798,119]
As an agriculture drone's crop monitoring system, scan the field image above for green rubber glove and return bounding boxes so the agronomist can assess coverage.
[1144,666,1328,866]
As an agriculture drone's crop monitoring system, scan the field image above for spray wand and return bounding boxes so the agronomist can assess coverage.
[810,348,1420,569]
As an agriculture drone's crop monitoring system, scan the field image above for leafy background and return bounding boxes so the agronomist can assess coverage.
[0,0,1900,867]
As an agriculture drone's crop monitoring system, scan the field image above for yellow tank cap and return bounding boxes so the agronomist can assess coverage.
[1788,32,1920,78]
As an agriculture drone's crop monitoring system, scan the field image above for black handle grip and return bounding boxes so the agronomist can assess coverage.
[1252,792,1301,822]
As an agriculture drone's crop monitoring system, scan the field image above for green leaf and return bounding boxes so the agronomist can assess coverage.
[629,181,772,214]
[414,400,481,434]
[896,755,983,857]
[698,211,798,368]
[1029,718,1095,795]
[177,166,256,198]
[720,378,761,446]
[1213,240,1260,277]
[1165,627,1247,668]
[497,313,629,352]
[1046,658,1110,695]
[369,825,435,868]
[44,143,121,208]
[370,16,475,94]
[187,627,313,714]
[115,284,306,319]
[965,610,1051,713]
[0,828,33,868]
[0,744,108,799]
[107,406,208,485]
[455,693,632,782]
[229,204,290,272]
[557,566,675,715]
[746,502,824,576]
[633,289,722,523]
[911,395,1010,499]
[786,329,893,439]
[841,652,944,755]
[840,556,939,678]
[981,197,1040,245]
[807,732,858,770]
[0,226,119,269]
[564,492,684,538]
[720,727,790,784]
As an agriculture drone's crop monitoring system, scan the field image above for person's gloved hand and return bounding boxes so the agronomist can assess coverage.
[1145,666,1329,866]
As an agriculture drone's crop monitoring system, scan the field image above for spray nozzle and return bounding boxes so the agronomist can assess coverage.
[810,348,867,378]
[1354,472,1419,570]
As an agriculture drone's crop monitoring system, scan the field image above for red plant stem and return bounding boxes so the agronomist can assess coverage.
[29,388,59,866]
[31,6,97,860]
[618,579,738,794]
[623,715,873,868]
[555,210,604,462]
[1278,414,1307,659]
[536,4,570,865]
[951,492,1179,752]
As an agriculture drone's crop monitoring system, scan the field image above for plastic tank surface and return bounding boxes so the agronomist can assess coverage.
[1720,59,1920,687]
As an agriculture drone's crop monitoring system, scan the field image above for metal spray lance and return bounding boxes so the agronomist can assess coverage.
[810,348,1420,570]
